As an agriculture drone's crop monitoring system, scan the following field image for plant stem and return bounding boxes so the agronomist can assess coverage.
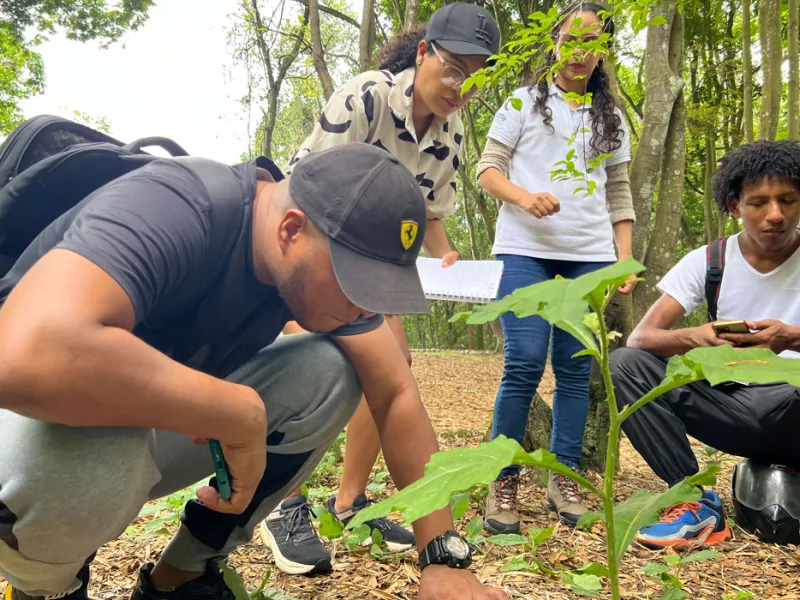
[618,376,700,423]
[594,296,622,600]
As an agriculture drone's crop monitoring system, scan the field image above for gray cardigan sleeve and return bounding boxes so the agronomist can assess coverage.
[606,161,636,224]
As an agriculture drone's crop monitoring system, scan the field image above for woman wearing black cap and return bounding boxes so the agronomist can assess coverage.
[259,1,503,583]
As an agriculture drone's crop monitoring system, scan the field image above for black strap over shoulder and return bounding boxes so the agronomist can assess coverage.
[173,157,245,261]
[705,236,728,322]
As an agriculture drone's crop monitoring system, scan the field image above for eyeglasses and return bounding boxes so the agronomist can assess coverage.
[430,44,481,98]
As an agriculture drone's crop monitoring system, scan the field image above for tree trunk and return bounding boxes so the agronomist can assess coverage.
[464,107,497,244]
[404,0,420,29]
[629,0,685,320]
[742,0,754,143]
[789,0,800,140]
[247,0,307,159]
[703,135,718,244]
[758,0,782,141]
[641,82,686,311]
[309,0,335,100]
[458,168,480,260]
[359,0,376,72]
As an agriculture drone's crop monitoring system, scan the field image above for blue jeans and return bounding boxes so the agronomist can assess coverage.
[491,254,612,476]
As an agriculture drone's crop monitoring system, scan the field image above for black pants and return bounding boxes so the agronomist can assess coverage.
[611,347,800,487]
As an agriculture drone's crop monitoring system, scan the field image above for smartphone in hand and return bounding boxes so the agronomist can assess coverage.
[712,320,750,335]
[209,439,233,500]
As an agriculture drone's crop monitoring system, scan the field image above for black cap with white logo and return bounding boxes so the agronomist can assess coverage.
[289,143,430,315]
[425,2,500,57]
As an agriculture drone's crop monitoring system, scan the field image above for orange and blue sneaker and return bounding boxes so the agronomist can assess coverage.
[635,489,731,550]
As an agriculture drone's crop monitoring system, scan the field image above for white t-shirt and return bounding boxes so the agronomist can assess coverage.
[488,85,631,262]
[658,233,800,359]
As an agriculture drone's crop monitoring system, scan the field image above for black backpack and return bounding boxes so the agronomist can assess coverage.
[0,114,252,280]
[704,236,728,322]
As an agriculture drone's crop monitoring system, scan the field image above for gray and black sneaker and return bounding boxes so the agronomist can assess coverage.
[259,496,332,575]
[326,493,415,552]
[5,557,92,599]
[129,560,235,600]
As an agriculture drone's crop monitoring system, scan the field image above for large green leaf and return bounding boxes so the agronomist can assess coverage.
[453,258,645,353]
[348,436,526,527]
[348,437,588,528]
[667,346,800,387]
[578,466,719,558]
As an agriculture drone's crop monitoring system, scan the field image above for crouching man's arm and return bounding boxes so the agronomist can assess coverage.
[627,293,732,358]
[334,322,506,600]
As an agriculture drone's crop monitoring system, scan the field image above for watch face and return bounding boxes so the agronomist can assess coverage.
[444,535,470,560]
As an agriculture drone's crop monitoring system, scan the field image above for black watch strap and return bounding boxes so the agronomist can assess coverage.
[419,531,472,571]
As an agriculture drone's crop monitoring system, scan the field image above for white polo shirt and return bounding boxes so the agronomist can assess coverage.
[488,85,631,262]
[658,233,800,359]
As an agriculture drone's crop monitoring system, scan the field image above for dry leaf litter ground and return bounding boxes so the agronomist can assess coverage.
[2,352,798,599]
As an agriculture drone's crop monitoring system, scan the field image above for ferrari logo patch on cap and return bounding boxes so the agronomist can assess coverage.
[401,220,419,250]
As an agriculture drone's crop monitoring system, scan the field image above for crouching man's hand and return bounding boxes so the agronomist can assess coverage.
[419,566,507,600]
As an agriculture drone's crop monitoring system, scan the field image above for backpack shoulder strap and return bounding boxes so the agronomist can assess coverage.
[172,157,246,263]
[705,236,728,322]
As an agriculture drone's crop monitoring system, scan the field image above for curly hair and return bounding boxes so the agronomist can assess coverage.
[376,25,432,74]
[712,140,800,213]
[528,2,623,157]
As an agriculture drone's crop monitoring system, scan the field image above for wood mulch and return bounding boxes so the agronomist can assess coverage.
[2,352,798,599]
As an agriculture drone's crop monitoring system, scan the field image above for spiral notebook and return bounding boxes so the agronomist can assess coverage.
[416,257,504,304]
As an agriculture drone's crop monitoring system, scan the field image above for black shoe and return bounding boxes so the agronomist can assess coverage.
[129,560,235,600]
[5,558,91,599]
[327,494,415,552]
[258,496,332,575]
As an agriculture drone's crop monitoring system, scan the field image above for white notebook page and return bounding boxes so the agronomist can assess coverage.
[416,257,504,304]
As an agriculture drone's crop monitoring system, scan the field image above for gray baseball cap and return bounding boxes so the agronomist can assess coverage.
[289,143,430,315]
[425,2,500,57]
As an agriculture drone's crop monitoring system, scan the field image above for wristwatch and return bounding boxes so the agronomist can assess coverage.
[419,530,472,571]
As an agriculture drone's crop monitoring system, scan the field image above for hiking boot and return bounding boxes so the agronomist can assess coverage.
[258,496,332,575]
[326,494,414,552]
[546,470,588,526]
[484,474,520,534]
[635,489,731,550]
[5,557,92,599]
[130,560,236,600]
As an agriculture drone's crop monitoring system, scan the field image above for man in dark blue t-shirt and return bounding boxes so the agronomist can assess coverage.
[0,144,506,600]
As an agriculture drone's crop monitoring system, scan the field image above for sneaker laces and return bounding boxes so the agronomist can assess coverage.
[495,476,519,511]
[284,501,319,543]
[557,474,581,504]
[663,501,703,523]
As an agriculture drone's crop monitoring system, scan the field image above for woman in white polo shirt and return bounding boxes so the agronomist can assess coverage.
[476,2,635,533]
[261,3,501,576]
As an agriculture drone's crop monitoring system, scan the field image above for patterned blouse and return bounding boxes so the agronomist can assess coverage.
[287,66,465,220]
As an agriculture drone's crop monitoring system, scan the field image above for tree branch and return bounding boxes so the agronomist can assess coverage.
[617,79,643,119]
[309,0,335,99]
[292,0,360,28]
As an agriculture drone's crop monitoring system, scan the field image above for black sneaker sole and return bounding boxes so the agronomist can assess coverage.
[483,518,521,535]
[259,522,332,576]
[545,502,582,527]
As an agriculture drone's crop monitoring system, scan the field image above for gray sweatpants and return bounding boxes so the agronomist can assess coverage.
[0,334,362,596]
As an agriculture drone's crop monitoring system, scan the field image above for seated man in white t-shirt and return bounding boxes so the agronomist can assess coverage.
[610,140,800,550]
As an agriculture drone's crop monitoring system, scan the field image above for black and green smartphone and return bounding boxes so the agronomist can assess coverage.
[209,439,233,501]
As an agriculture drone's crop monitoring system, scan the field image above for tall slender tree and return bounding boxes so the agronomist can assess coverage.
[758,0,782,140]
[742,0,754,143]
[789,0,799,140]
